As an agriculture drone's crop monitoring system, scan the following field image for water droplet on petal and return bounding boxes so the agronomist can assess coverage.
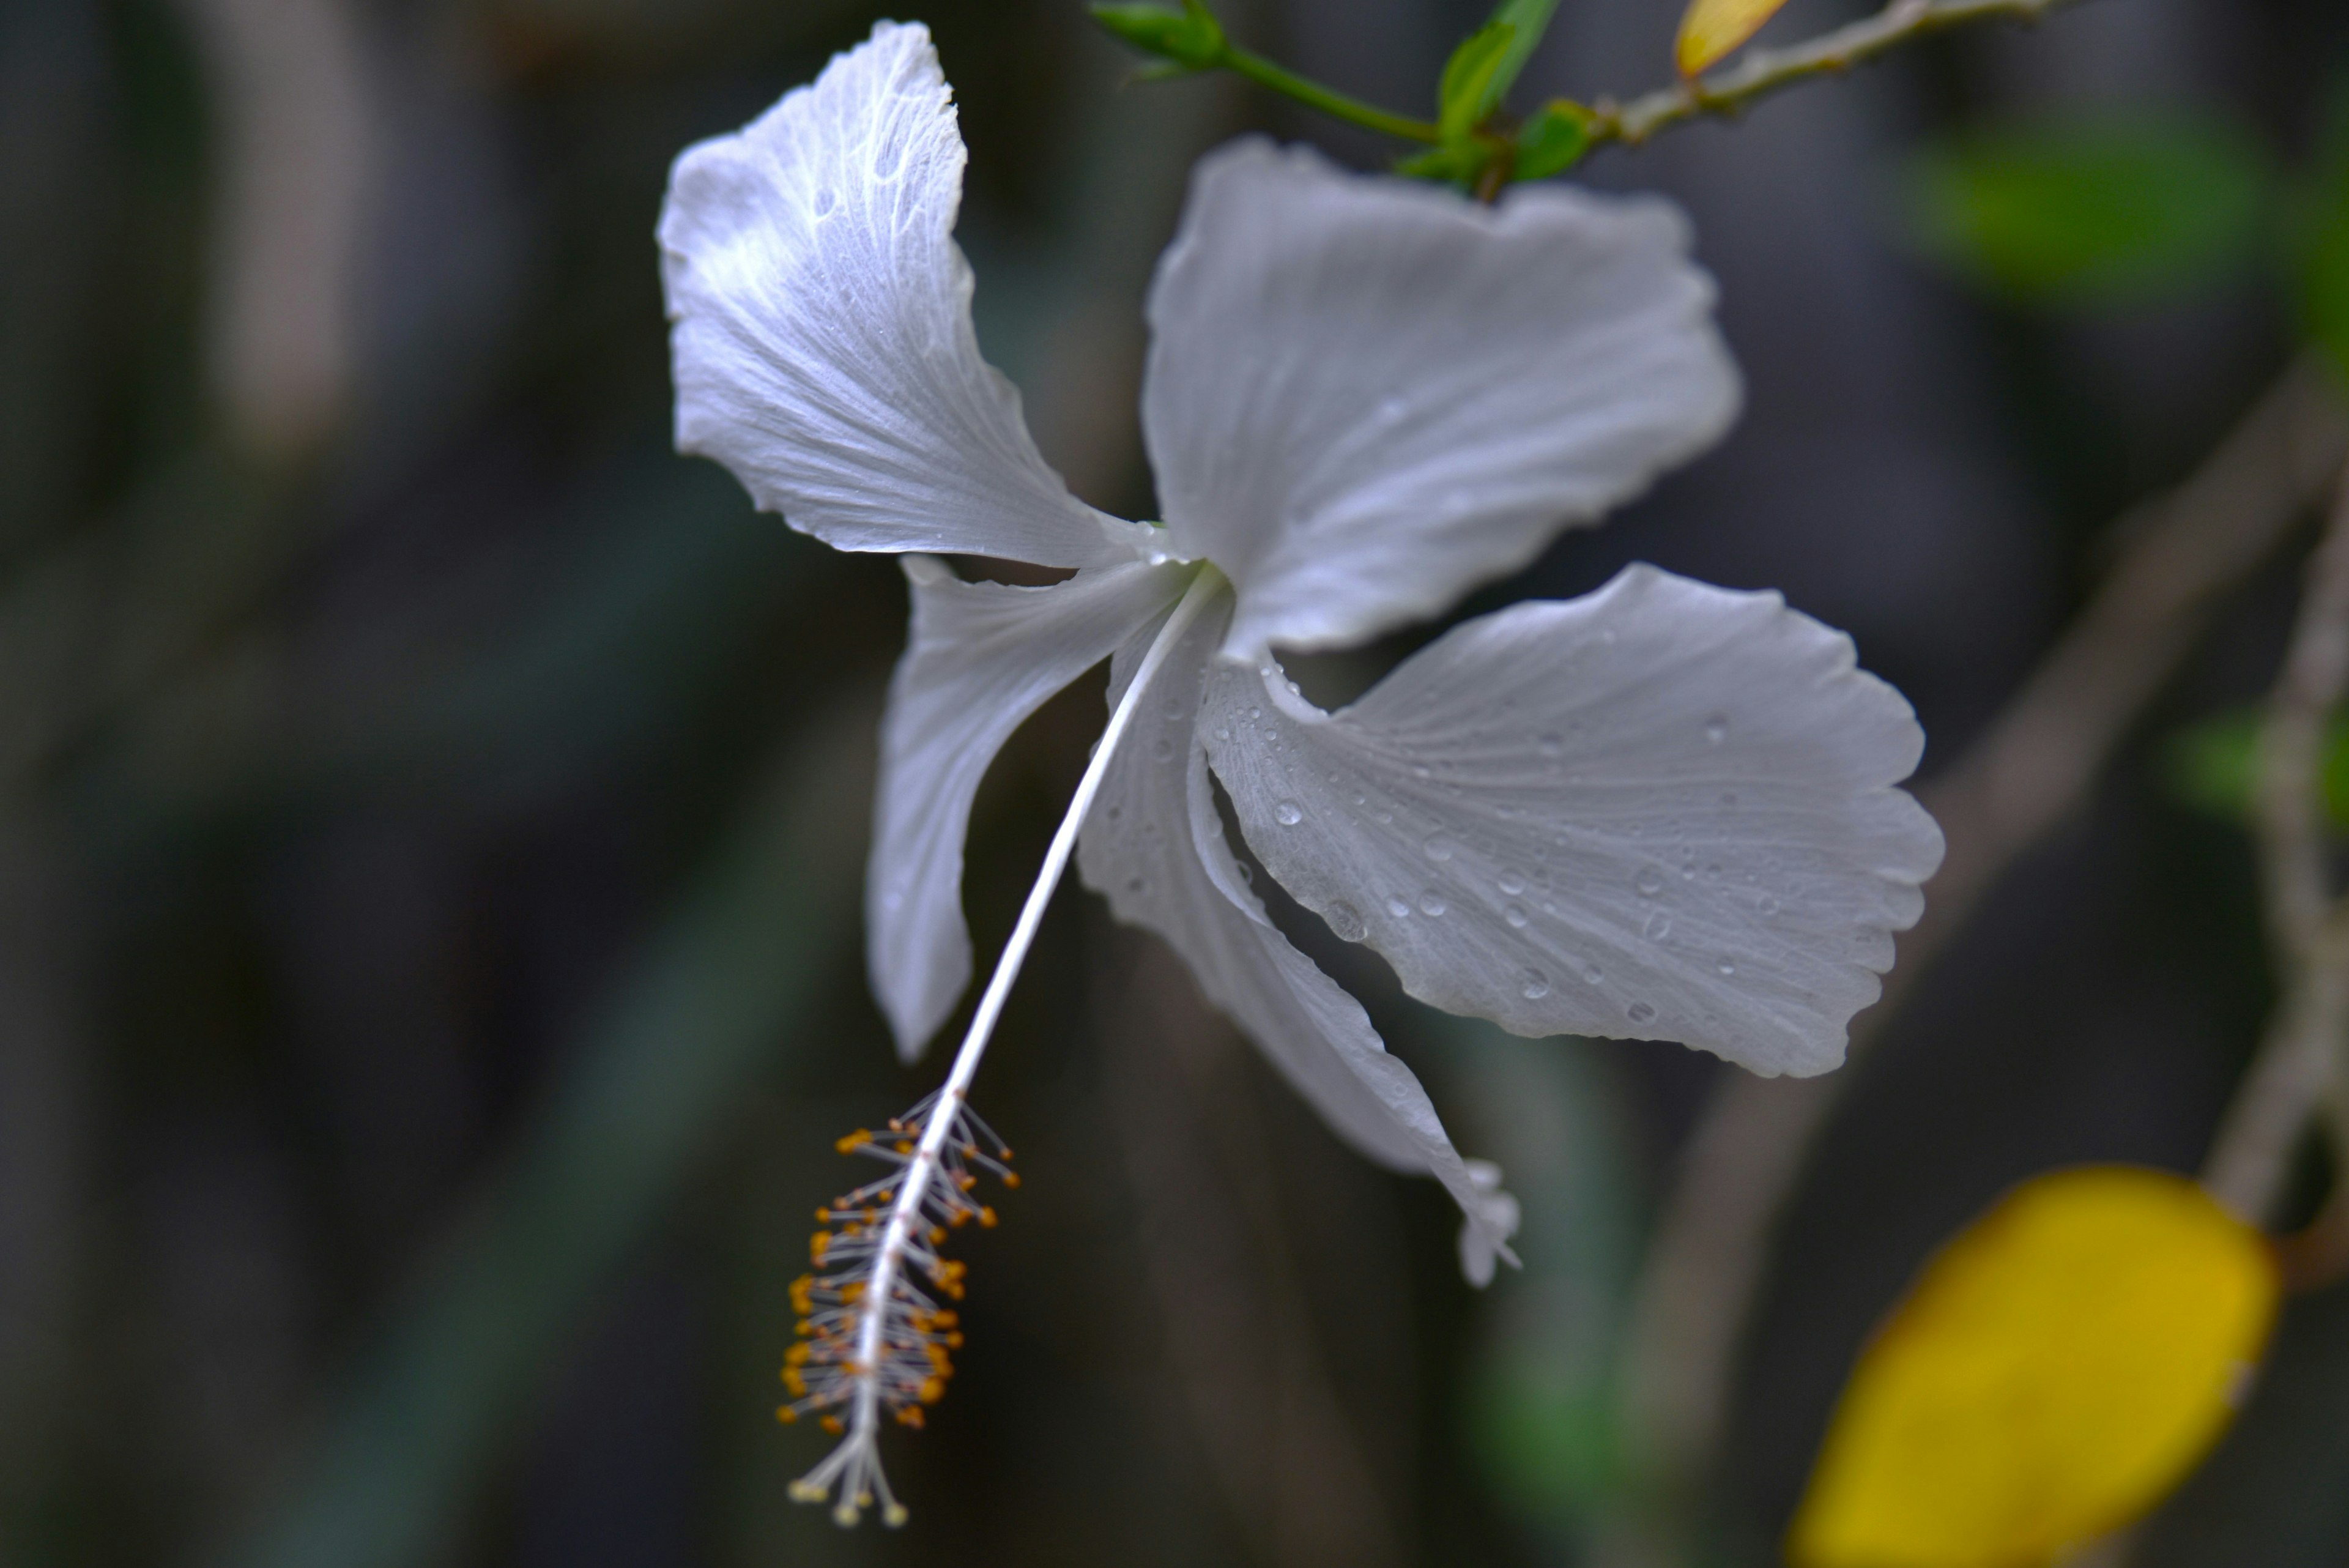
[1628,1001,1658,1025]
[1520,968,1551,1001]
[1582,964,1604,984]
[1505,904,1529,928]
[1535,731,1565,757]
[1422,833,1455,861]
[1247,706,1263,721]
[1234,863,1254,885]
[1274,800,1304,826]
[1635,866,1667,897]
[1704,713,1729,745]
[1151,737,1175,762]
[1716,958,1737,976]
[1386,896,1412,919]
[1759,894,1781,915]
[1419,890,1447,918]
[1326,901,1367,942]
[1643,910,1672,940]
[1497,871,1527,896]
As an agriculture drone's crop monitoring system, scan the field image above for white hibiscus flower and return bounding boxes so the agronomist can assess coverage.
[659,18,1943,1524]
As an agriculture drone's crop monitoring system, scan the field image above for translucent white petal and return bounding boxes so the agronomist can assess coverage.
[870,556,1187,1060]
[659,22,1149,568]
[1075,585,1520,1280]
[1201,565,1945,1078]
[1142,139,1740,660]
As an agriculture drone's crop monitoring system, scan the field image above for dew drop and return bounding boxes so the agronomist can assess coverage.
[1705,863,1723,880]
[1643,910,1672,940]
[1234,863,1254,885]
[1759,894,1782,915]
[1386,896,1412,919]
[1635,866,1667,897]
[1628,1001,1658,1025]
[1274,800,1304,826]
[1716,959,1737,976]
[1422,833,1456,861]
[1505,904,1529,928]
[1326,901,1368,942]
[1497,871,1527,896]
[1535,730,1565,757]
[1520,968,1552,1001]
[1214,727,1231,742]
[1151,737,1175,762]
[1161,696,1184,720]
[1582,964,1604,984]
[1419,890,1448,918]
[1248,706,1263,721]
[1703,713,1729,745]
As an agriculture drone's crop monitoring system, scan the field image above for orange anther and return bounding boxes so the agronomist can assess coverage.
[821,1414,844,1435]
[919,1377,946,1404]
[978,1206,998,1228]
[836,1131,870,1155]
[783,1369,806,1396]
[896,1405,926,1428]
[1001,1172,1020,1189]
[777,1405,797,1424]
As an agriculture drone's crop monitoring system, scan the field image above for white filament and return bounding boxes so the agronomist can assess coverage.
[806,564,1219,1520]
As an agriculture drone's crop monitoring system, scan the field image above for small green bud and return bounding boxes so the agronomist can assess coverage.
[1091,1,1226,73]
[1514,100,1592,180]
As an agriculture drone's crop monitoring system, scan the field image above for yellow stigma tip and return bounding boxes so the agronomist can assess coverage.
[884,1503,910,1528]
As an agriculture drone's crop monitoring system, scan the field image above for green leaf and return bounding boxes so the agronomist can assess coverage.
[2164,708,2349,828]
[1906,112,2276,307]
[1091,0,1225,72]
[1395,139,1496,190]
[1439,20,1516,143]
[1480,0,1564,106]
[1514,100,1591,181]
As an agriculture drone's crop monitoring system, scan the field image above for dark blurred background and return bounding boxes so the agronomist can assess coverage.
[5,0,2349,1564]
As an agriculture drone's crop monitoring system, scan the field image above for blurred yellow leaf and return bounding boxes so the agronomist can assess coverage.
[1674,0,1791,76]
[1788,1166,2278,1568]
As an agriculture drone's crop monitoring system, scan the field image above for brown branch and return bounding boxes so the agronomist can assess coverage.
[2202,468,2349,1221]
[1617,357,2349,1527]
[1586,0,2079,149]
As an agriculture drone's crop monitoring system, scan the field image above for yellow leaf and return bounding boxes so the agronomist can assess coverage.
[1674,0,1792,77]
[1788,1166,2278,1568]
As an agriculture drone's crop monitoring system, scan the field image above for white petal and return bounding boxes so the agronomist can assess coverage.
[870,557,1187,1059]
[1075,585,1520,1280]
[1141,139,1740,660]
[1201,565,1945,1078]
[659,22,1150,568]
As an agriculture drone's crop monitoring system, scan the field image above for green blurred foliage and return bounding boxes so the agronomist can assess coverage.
[1906,111,2276,305]
[2165,708,2349,828]
[1437,20,1516,143]
[2298,83,2349,379]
